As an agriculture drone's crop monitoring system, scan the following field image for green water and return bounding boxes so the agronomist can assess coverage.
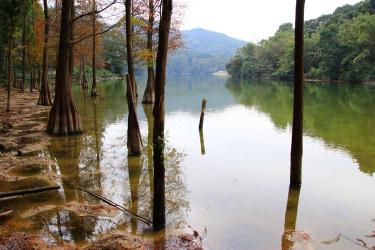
[5,75,375,249]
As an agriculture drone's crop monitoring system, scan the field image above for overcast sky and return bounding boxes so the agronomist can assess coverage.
[181,0,362,42]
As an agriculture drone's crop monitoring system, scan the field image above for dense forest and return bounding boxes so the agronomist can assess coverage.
[226,0,375,82]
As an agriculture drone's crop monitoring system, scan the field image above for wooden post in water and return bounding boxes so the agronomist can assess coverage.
[199,98,207,130]
[126,74,142,155]
[199,129,206,155]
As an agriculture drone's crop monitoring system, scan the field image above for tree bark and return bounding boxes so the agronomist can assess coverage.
[152,0,172,231]
[125,0,137,97]
[38,0,53,106]
[6,39,12,112]
[91,0,98,96]
[126,74,142,155]
[21,15,26,93]
[47,0,83,135]
[68,1,75,84]
[142,0,155,104]
[290,0,305,186]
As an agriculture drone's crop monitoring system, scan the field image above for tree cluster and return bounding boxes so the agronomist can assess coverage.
[226,0,375,82]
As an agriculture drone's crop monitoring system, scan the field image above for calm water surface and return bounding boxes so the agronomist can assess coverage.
[14,76,375,249]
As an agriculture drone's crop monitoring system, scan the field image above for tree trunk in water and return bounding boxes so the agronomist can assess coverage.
[47,0,83,135]
[290,0,305,186]
[6,39,12,112]
[38,0,52,106]
[81,56,88,88]
[91,0,98,96]
[126,74,142,155]
[21,15,26,93]
[152,0,172,231]
[125,0,137,97]
[199,98,207,130]
[281,186,301,249]
[142,0,155,104]
[142,104,154,195]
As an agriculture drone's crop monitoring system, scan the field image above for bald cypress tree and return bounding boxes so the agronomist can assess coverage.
[152,0,173,230]
[38,0,52,106]
[47,0,83,135]
[125,0,137,96]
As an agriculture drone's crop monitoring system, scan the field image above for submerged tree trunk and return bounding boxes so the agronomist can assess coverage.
[38,0,52,106]
[125,0,137,96]
[142,0,155,104]
[47,0,83,135]
[6,39,12,112]
[21,15,26,93]
[290,0,305,186]
[152,0,172,231]
[126,74,142,155]
[91,0,98,96]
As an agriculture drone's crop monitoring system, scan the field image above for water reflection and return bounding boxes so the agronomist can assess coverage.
[5,75,375,249]
[281,186,301,250]
[41,81,189,245]
[226,79,375,175]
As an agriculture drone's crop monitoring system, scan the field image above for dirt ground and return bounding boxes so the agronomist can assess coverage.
[0,88,203,249]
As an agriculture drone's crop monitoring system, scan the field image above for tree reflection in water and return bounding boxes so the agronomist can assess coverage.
[281,186,301,250]
[42,85,189,245]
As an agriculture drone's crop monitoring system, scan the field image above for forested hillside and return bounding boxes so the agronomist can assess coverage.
[226,0,375,82]
[168,28,246,74]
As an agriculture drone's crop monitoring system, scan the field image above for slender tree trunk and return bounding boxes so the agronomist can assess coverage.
[142,0,155,104]
[38,0,52,106]
[47,0,83,135]
[125,0,137,96]
[81,56,88,88]
[91,0,98,96]
[29,65,35,92]
[6,39,12,112]
[290,0,305,186]
[126,74,142,155]
[21,15,26,93]
[152,0,172,231]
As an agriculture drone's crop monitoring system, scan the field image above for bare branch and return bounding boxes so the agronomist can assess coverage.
[71,0,118,24]
[71,21,121,46]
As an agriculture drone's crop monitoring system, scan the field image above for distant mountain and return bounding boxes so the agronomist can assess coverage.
[167,28,247,74]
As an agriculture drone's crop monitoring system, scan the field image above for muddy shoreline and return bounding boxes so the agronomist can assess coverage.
[0,88,203,249]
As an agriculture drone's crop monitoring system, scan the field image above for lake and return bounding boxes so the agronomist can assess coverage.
[24,75,375,249]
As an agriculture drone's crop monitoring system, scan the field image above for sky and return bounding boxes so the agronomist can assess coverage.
[181,0,363,42]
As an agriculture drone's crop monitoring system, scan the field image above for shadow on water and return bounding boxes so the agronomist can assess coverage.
[226,78,375,175]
